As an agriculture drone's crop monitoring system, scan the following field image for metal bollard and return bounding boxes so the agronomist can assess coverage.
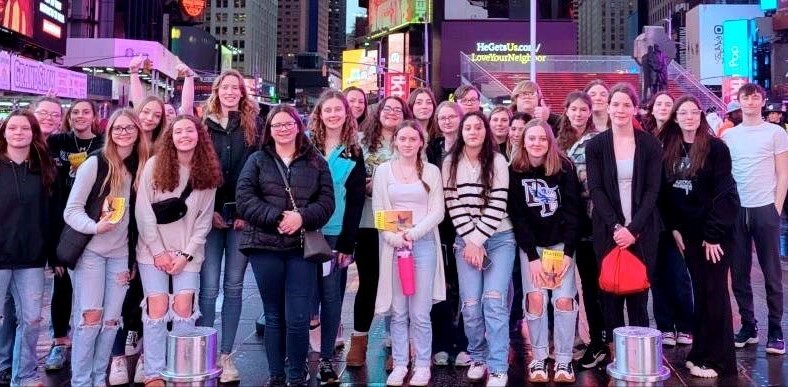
[606,326,671,383]
[160,327,222,386]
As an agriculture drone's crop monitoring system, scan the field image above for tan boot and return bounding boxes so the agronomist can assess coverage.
[346,334,368,367]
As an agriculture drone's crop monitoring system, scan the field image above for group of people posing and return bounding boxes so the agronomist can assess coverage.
[0,69,785,387]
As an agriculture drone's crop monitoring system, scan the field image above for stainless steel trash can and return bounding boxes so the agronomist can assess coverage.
[606,326,671,383]
[160,327,222,386]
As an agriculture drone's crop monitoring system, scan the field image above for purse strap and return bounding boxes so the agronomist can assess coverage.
[273,158,299,212]
[180,182,193,201]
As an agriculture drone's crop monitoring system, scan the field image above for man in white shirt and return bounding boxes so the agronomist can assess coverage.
[722,83,788,355]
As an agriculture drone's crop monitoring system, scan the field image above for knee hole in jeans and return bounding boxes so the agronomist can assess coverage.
[103,319,121,329]
[525,292,544,316]
[173,292,195,319]
[460,297,479,312]
[554,297,575,312]
[81,309,103,326]
[147,294,170,320]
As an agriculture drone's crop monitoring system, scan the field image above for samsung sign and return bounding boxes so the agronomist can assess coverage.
[722,19,752,79]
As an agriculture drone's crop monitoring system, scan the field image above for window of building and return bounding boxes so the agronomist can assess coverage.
[221,13,229,22]
[215,0,228,7]
[234,0,246,7]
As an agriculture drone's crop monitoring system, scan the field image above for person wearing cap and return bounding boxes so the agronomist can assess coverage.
[716,101,743,137]
[765,100,786,131]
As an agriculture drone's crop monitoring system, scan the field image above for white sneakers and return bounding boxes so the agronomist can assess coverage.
[133,355,145,384]
[467,361,487,381]
[107,356,128,386]
[432,351,449,366]
[386,366,408,386]
[219,353,241,383]
[454,351,472,366]
[486,372,508,387]
[385,366,430,386]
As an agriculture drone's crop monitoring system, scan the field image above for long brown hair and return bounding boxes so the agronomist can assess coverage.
[392,120,430,193]
[556,91,595,152]
[63,99,100,135]
[0,110,56,189]
[135,96,167,141]
[446,111,497,205]
[661,96,713,179]
[511,119,566,176]
[152,115,222,192]
[408,88,438,140]
[641,91,673,136]
[308,90,361,158]
[102,109,151,197]
[342,86,368,124]
[204,70,260,146]
[361,96,413,154]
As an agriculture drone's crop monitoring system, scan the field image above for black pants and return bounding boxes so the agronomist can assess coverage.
[353,228,379,333]
[575,240,606,345]
[51,271,73,338]
[684,238,737,376]
[431,219,468,355]
[730,205,784,338]
[651,233,694,334]
[510,253,524,329]
[111,272,144,355]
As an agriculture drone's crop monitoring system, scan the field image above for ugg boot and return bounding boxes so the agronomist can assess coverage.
[345,334,368,367]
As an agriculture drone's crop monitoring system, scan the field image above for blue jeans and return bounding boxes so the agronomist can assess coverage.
[69,251,129,387]
[454,230,516,374]
[138,264,200,381]
[310,236,346,359]
[0,294,15,373]
[0,268,44,386]
[197,228,249,354]
[521,245,578,364]
[250,248,316,384]
[391,236,436,368]
[651,233,694,334]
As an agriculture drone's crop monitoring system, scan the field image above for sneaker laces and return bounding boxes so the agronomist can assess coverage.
[529,359,545,370]
[471,361,486,368]
[556,362,573,373]
[126,331,139,347]
[319,360,334,373]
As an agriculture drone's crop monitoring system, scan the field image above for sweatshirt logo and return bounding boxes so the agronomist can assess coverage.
[522,178,559,217]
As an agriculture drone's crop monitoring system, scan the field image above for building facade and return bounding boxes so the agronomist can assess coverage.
[578,0,638,55]
[277,0,329,69]
[328,0,347,62]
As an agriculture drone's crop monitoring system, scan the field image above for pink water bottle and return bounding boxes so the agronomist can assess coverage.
[396,247,416,296]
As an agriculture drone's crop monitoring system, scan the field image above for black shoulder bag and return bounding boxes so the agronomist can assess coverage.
[274,159,333,263]
[151,183,193,224]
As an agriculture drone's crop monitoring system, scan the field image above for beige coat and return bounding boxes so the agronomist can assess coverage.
[372,160,446,315]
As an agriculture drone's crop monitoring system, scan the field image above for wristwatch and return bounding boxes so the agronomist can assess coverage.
[176,251,194,262]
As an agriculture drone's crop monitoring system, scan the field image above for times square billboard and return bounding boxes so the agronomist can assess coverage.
[0,0,68,57]
[440,20,577,89]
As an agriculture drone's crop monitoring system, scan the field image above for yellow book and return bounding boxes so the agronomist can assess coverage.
[541,248,565,289]
[103,197,127,224]
[374,210,413,232]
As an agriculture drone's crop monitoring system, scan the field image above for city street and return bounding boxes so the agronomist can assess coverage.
[32,260,788,386]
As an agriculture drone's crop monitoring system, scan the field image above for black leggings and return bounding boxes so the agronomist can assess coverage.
[431,219,468,354]
[353,228,379,333]
[111,272,144,355]
[51,271,73,339]
[575,240,606,345]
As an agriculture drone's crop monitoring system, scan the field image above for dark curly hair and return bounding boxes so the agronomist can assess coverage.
[360,96,413,154]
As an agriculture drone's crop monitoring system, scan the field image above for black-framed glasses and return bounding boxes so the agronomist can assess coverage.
[381,106,403,115]
[112,125,138,134]
[271,122,297,130]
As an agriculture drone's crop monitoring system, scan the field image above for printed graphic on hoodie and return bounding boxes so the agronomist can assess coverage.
[522,178,560,217]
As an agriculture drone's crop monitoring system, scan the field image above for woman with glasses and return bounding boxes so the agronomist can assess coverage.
[510,81,559,127]
[454,85,482,115]
[32,96,64,136]
[347,96,413,367]
[196,69,265,383]
[64,109,150,387]
[237,105,335,386]
[658,96,739,378]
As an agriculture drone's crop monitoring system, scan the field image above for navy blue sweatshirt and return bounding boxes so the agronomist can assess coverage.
[509,158,583,261]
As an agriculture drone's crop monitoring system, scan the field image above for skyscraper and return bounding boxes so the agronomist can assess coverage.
[578,0,638,55]
[328,0,347,62]
[277,0,329,69]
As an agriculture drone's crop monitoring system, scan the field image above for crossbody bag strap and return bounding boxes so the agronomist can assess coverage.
[274,158,298,211]
[179,181,193,200]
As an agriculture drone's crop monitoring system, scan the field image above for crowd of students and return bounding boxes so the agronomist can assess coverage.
[0,72,785,387]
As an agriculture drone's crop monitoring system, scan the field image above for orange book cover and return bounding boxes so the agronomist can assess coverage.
[374,210,413,232]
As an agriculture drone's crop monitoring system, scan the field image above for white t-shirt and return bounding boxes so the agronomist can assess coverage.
[722,121,788,207]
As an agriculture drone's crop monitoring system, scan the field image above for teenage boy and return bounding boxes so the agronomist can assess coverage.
[722,83,787,355]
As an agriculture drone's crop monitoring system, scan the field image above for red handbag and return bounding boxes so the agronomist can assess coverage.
[598,247,650,295]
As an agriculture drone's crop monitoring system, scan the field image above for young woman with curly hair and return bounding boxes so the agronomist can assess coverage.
[134,115,221,386]
[197,69,265,382]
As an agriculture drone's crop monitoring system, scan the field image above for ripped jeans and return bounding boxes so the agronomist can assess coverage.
[0,268,44,386]
[70,251,130,387]
[454,230,516,374]
[521,245,578,364]
[138,264,200,382]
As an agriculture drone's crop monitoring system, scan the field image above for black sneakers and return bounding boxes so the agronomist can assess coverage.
[318,358,339,385]
[579,342,609,369]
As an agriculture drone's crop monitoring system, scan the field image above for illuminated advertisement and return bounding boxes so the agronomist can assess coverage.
[0,0,68,56]
[369,0,430,33]
[722,19,752,79]
[440,20,576,89]
[445,0,574,20]
[1,0,34,36]
[722,76,748,104]
[384,72,410,100]
[388,33,406,73]
[342,49,379,93]
[3,50,87,98]
[181,0,206,17]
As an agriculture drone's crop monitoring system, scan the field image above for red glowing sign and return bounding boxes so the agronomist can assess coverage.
[181,0,205,18]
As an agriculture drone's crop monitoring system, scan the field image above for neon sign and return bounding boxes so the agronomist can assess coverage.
[470,42,547,64]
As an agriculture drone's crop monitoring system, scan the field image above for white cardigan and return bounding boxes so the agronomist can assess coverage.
[372,160,446,315]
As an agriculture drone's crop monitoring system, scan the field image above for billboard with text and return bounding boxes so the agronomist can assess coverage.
[369,0,430,33]
[0,0,69,56]
[342,49,379,93]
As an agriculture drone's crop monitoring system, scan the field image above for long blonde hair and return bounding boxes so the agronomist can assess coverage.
[102,109,151,197]
[511,119,565,176]
[204,70,260,146]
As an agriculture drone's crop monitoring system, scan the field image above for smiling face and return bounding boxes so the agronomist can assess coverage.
[523,124,549,161]
[3,116,34,150]
[69,101,95,134]
[739,92,765,119]
[379,98,405,129]
[675,100,702,132]
[345,89,366,119]
[172,118,199,153]
[566,98,592,129]
[458,90,480,114]
[139,101,163,133]
[652,94,674,123]
[33,101,62,136]
[321,97,347,131]
[608,91,636,128]
[412,92,434,121]
[489,111,511,142]
[587,85,609,114]
[394,126,423,159]
[218,74,242,109]
[109,115,139,149]
[461,115,486,149]
[437,106,460,137]
[270,112,299,146]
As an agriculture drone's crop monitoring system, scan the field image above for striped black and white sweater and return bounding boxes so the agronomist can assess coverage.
[442,152,512,247]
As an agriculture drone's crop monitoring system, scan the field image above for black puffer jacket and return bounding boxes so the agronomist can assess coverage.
[236,142,335,252]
